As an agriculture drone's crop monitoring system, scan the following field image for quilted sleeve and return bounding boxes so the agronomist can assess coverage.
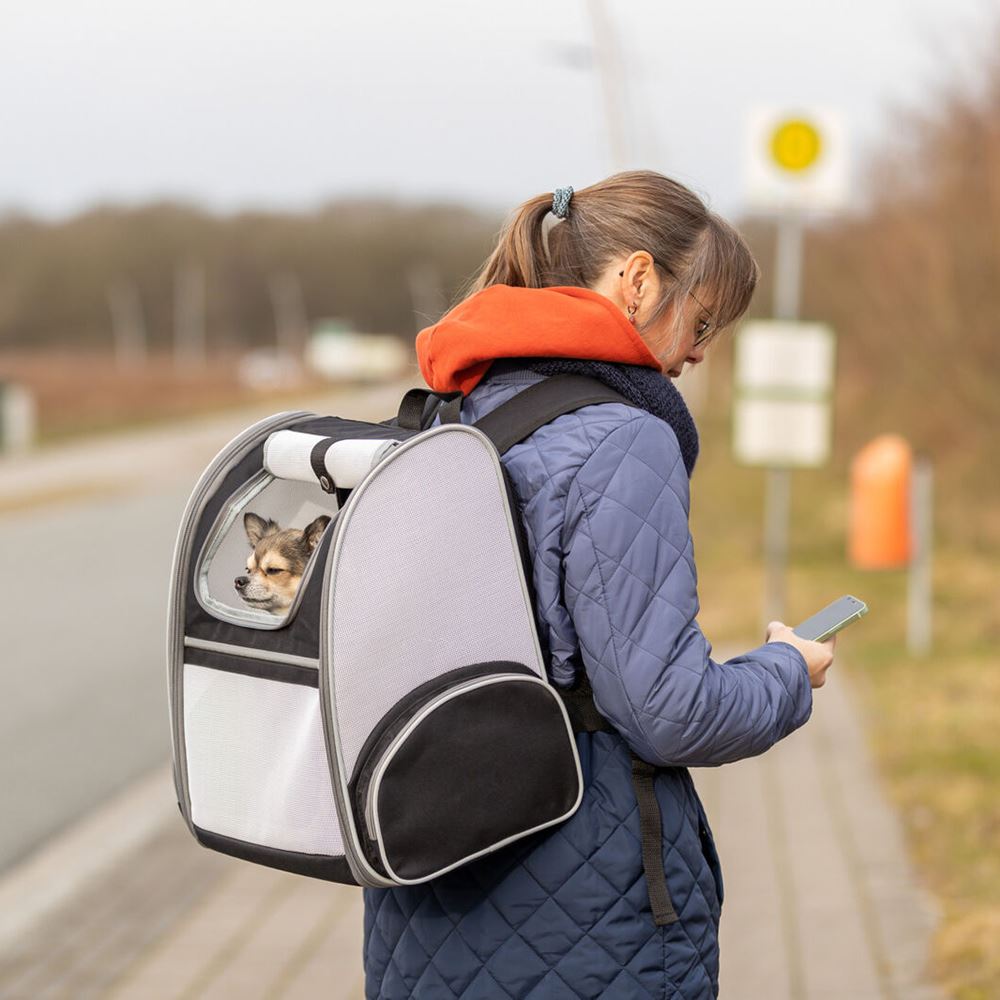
[561,412,813,768]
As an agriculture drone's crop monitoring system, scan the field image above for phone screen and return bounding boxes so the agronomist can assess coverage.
[792,595,868,642]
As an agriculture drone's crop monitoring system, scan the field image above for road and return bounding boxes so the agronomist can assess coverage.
[0,380,414,873]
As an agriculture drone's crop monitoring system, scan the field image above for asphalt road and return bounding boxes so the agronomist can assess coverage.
[2,486,191,871]
[0,380,412,873]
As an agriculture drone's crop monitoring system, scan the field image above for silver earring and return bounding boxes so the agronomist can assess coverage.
[627,302,638,324]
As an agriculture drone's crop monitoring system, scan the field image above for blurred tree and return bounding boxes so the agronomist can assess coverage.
[0,198,500,353]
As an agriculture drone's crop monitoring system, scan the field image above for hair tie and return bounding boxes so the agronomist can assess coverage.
[551,186,574,219]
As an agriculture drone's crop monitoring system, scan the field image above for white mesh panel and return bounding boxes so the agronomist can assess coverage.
[330,428,544,778]
[183,664,344,857]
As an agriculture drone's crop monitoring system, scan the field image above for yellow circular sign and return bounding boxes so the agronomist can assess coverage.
[770,119,823,172]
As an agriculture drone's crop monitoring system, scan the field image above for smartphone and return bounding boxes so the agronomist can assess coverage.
[792,595,868,642]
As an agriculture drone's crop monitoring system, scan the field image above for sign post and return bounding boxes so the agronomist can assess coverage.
[733,321,836,624]
[742,109,848,626]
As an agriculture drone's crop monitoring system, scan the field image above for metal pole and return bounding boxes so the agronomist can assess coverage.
[268,272,308,360]
[107,279,148,371]
[907,456,933,655]
[774,210,804,320]
[584,0,630,170]
[174,261,206,371]
[763,208,804,626]
[406,262,445,334]
[764,465,791,624]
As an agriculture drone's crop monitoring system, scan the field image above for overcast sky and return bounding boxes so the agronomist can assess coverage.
[1,0,994,221]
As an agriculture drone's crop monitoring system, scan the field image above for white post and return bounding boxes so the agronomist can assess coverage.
[907,456,933,655]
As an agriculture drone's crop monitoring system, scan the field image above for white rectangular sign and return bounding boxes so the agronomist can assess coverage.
[735,321,835,394]
[733,398,831,468]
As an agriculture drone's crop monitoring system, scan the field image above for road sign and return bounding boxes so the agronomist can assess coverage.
[745,108,848,212]
[732,320,836,468]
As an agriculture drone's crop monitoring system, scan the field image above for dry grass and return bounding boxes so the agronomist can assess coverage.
[691,376,1000,1000]
[0,349,342,444]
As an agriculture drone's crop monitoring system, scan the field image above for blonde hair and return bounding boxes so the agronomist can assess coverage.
[461,170,760,347]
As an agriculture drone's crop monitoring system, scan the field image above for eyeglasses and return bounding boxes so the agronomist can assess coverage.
[693,316,715,349]
[619,264,717,348]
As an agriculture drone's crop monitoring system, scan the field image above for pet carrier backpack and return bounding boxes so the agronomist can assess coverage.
[167,375,628,887]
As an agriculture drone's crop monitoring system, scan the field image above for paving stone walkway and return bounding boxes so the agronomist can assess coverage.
[0,660,942,999]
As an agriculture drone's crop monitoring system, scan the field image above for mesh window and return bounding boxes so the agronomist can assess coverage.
[197,473,337,627]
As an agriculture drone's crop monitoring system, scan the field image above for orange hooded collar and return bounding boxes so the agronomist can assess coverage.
[415,284,662,394]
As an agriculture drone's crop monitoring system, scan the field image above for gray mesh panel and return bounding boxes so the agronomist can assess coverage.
[329,427,545,778]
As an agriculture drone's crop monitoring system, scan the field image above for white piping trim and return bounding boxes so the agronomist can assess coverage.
[183,637,320,669]
[368,674,584,885]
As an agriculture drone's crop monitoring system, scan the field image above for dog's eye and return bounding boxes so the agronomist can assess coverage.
[265,567,284,576]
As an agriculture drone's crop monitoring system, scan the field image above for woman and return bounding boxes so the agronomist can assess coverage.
[364,170,836,999]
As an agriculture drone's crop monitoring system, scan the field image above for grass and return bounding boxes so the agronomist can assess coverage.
[690,391,1000,1000]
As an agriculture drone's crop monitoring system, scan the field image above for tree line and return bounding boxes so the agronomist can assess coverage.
[0,199,498,353]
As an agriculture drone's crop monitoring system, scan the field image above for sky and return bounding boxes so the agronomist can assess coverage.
[0,0,995,221]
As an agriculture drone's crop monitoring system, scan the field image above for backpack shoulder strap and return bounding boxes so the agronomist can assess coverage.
[470,374,630,455]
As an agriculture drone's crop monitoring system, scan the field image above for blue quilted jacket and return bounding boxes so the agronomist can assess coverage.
[363,366,813,999]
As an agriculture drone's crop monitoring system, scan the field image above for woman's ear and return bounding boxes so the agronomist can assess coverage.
[620,251,657,302]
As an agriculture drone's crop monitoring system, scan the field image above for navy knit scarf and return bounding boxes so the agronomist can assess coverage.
[485,357,699,478]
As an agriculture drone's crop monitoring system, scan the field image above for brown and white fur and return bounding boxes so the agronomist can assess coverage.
[235,512,331,614]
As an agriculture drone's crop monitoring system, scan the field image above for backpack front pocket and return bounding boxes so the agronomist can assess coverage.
[348,664,582,884]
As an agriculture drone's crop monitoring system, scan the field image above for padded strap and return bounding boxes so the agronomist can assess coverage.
[472,375,629,455]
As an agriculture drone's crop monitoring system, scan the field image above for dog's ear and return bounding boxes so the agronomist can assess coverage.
[303,515,332,552]
[244,512,279,547]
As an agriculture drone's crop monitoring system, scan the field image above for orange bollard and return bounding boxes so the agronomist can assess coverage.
[849,435,912,569]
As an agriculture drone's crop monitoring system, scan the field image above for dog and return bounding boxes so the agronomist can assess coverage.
[234,512,331,614]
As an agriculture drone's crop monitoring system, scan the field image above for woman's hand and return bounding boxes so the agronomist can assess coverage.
[765,621,836,689]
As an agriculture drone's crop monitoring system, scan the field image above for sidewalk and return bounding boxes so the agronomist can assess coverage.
[0,379,416,515]
[0,660,942,999]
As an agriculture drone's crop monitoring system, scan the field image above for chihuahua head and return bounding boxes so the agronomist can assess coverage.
[234,512,331,614]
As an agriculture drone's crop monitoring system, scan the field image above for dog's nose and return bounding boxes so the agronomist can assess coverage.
[235,576,248,590]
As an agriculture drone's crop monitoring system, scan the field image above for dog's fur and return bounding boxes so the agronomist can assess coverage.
[235,512,331,614]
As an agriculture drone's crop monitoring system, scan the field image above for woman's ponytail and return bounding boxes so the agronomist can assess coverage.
[464,193,554,293]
